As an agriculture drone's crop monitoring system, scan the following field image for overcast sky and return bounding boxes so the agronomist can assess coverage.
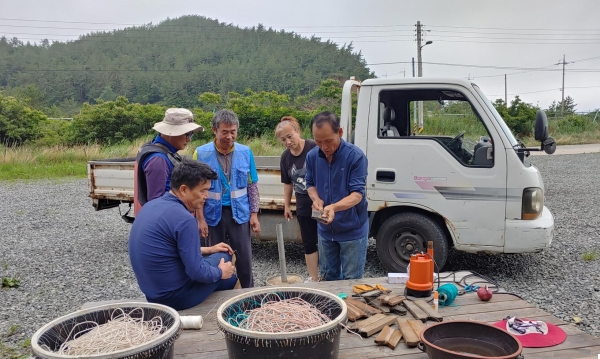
[2,0,599,111]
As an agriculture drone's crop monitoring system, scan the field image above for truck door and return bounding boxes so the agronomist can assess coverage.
[366,85,507,250]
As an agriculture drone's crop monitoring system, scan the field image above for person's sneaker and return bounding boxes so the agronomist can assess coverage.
[303,277,318,283]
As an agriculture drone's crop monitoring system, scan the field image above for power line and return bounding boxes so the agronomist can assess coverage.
[488,85,600,97]
[366,60,600,72]
[3,17,600,32]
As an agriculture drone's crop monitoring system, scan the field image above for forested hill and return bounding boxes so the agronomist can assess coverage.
[0,15,373,111]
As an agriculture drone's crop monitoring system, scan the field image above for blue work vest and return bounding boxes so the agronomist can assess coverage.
[195,143,251,226]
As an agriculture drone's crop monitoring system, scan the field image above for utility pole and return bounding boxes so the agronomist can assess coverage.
[412,57,416,129]
[504,74,507,105]
[555,54,573,116]
[417,21,422,77]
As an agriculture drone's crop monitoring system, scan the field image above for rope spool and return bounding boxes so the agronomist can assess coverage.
[180,315,203,330]
[437,283,459,307]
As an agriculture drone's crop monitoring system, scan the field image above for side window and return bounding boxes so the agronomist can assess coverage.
[377,89,494,167]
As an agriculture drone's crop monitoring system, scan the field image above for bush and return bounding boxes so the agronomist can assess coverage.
[0,94,48,145]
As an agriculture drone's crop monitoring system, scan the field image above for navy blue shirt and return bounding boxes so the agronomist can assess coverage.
[305,139,369,242]
[128,193,222,300]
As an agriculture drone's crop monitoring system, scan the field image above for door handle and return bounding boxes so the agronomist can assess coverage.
[376,170,395,183]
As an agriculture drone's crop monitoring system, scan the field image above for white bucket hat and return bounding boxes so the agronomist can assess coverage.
[152,108,203,136]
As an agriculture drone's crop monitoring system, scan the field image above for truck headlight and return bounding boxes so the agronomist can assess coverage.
[522,187,543,220]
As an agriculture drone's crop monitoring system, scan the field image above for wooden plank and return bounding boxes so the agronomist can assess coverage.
[408,319,427,337]
[386,329,403,350]
[390,305,408,316]
[365,298,391,314]
[345,297,383,316]
[413,299,443,322]
[402,300,428,322]
[347,302,368,321]
[397,318,420,347]
[374,325,392,345]
[379,294,406,307]
[348,313,387,332]
[360,315,398,337]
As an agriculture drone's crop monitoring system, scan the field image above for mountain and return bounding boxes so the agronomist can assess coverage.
[0,15,373,111]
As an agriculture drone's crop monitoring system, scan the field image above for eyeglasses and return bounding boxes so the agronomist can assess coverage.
[185,132,194,139]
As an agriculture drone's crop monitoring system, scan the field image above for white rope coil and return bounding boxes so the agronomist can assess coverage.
[52,308,166,356]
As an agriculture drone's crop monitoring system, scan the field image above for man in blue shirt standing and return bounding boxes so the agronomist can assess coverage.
[305,111,369,281]
[129,158,237,310]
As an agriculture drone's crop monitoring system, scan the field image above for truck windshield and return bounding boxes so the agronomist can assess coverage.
[472,84,519,147]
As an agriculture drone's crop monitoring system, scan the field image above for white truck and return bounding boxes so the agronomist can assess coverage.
[87,77,556,272]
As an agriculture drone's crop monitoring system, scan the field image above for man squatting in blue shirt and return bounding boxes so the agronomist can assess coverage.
[306,111,370,281]
[129,158,237,310]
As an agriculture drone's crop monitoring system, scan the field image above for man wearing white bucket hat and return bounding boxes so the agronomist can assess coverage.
[134,108,203,212]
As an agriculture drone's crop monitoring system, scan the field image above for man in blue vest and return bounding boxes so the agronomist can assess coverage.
[305,111,369,281]
[193,109,261,288]
[135,108,203,213]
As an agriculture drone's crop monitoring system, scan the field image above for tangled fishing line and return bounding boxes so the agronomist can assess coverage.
[49,308,166,356]
[234,296,331,333]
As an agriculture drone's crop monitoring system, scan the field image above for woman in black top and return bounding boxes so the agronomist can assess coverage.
[276,116,319,282]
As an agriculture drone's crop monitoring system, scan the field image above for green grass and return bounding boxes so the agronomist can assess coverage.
[1,114,600,181]
[582,251,598,261]
[0,340,30,359]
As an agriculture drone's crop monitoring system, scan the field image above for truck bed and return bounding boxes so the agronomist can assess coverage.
[87,156,302,242]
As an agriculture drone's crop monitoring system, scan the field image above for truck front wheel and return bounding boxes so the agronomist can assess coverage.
[376,212,448,273]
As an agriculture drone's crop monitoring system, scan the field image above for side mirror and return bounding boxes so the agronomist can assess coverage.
[534,110,556,154]
[543,137,556,155]
[534,110,549,142]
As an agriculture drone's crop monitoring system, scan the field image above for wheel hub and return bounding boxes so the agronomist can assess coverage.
[393,230,425,263]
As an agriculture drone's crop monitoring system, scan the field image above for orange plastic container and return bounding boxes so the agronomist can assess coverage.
[406,254,433,292]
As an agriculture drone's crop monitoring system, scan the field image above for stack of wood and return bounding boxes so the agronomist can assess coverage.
[344,289,443,350]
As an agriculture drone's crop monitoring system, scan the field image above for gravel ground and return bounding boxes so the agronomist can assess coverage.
[1,152,600,354]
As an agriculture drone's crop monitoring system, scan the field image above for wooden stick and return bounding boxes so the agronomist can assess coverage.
[346,303,368,321]
[359,315,398,337]
[403,300,428,322]
[397,318,420,347]
[345,297,383,316]
[414,299,443,322]
[347,313,386,332]
[374,325,392,345]
[408,319,427,337]
[387,329,403,349]
[379,294,406,307]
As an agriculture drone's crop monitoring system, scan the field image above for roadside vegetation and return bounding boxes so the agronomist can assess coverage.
[1,79,598,181]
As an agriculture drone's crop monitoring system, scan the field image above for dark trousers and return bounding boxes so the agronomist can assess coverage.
[208,206,254,288]
[149,252,238,310]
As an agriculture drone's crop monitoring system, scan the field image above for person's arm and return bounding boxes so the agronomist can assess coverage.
[305,153,324,211]
[322,153,368,222]
[283,184,293,219]
[143,155,170,201]
[176,218,223,283]
[247,150,261,234]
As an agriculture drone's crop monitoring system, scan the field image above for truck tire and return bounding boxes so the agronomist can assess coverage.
[376,212,448,273]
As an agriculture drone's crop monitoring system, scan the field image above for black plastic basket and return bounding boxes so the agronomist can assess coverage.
[31,302,181,359]
[217,287,347,359]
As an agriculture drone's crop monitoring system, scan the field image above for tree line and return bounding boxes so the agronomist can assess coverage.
[2,77,593,148]
[0,15,372,116]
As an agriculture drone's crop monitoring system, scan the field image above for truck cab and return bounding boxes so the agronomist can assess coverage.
[342,77,555,272]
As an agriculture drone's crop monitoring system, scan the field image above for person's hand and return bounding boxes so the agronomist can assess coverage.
[211,243,233,255]
[322,204,336,225]
[250,212,261,236]
[284,206,293,220]
[312,198,324,211]
[198,218,209,239]
[218,258,235,279]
